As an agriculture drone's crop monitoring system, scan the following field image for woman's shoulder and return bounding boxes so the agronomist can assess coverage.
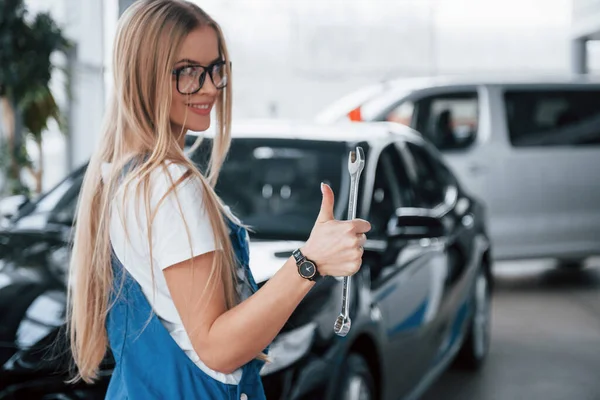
[150,160,204,196]
[151,160,192,180]
[101,158,193,184]
[107,159,205,208]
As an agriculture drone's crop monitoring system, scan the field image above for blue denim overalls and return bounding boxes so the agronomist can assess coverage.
[104,165,268,399]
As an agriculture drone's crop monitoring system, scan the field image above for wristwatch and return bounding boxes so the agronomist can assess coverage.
[292,249,322,282]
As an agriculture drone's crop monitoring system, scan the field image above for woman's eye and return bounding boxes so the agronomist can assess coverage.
[180,66,199,76]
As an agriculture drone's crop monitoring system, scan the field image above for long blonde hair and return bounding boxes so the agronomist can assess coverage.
[67,0,243,383]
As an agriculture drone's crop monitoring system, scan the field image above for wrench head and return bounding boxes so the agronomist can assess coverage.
[334,314,352,337]
[348,146,365,175]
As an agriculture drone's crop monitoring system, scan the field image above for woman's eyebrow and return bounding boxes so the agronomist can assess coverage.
[175,57,222,66]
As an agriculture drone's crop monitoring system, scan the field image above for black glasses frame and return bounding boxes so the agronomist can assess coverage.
[171,60,231,95]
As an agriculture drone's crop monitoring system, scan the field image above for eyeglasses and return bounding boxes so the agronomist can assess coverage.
[171,60,230,95]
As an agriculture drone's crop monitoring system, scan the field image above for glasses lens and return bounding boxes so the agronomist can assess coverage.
[211,62,227,88]
[177,66,202,94]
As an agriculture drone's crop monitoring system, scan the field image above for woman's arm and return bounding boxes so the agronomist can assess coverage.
[164,251,313,374]
[163,183,370,374]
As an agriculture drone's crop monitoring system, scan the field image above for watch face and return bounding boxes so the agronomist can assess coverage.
[299,261,316,278]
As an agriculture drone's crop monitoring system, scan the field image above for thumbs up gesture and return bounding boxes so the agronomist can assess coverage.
[301,183,371,278]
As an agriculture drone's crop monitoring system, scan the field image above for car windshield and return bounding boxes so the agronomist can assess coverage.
[12,137,348,241]
[192,138,348,240]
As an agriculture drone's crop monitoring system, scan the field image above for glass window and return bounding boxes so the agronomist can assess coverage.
[367,144,414,238]
[195,139,348,240]
[47,175,84,226]
[414,92,478,151]
[13,168,85,228]
[387,143,416,209]
[405,142,447,208]
[504,89,600,147]
[14,166,86,221]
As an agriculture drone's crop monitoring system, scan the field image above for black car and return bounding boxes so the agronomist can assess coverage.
[0,120,492,400]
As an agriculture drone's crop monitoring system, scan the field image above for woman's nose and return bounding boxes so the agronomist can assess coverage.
[200,76,218,96]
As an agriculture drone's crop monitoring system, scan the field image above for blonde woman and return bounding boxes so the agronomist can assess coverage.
[67,0,371,399]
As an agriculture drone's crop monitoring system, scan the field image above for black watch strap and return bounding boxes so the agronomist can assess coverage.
[292,249,306,264]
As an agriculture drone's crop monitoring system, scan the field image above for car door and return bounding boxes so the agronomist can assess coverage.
[400,139,478,370]
[362,142,449,399]
[488,84,600,260]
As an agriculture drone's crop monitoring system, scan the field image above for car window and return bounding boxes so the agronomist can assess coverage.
[367,144,414,238]
[404,141,448,209]
[12,167,86,229]
[46,174,84,226]
[15,137,348,240]
[504,89,600,147]
[193,139,348,240]
[413,92,478,151]
[15,169,82,220]
[387,143,416,208]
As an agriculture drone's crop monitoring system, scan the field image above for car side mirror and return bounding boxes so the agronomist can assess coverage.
[386,207,445,240]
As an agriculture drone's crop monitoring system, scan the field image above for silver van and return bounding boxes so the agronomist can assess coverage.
[317,75,600,265]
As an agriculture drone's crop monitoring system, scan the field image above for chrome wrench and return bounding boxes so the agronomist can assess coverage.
[334,146,365,337]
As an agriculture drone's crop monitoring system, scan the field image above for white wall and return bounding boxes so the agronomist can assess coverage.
[64,0,106,170]
[24,0,106,191]
[573,0,600,39]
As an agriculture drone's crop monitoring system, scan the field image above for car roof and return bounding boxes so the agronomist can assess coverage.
[318,73,600,123]
[187,119,422,144]
[320,73,600,122]
[382,73,600,89]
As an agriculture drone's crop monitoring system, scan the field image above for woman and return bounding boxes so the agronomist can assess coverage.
[67,1,371,399]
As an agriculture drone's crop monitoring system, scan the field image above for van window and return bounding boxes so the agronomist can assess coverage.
[504,89,600,147]
[413,92,479,151]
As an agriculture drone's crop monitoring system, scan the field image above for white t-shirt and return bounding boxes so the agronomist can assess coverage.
[100,160,243,385]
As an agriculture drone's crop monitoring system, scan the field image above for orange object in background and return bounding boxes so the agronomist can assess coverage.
[348,107,362,121]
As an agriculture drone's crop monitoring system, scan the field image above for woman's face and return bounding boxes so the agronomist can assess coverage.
[170,26,222,137]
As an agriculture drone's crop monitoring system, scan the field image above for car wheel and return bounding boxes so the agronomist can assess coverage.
[337,353,375,400]
[455,266,491,370]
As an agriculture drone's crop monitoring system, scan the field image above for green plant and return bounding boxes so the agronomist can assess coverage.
[0,0,70,196]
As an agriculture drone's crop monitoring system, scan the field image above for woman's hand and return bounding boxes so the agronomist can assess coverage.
[301,183,371,277]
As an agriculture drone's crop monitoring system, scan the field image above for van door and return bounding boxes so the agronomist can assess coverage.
[489,85,600,261]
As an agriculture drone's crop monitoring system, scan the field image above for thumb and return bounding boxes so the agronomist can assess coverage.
[316,182,335,223]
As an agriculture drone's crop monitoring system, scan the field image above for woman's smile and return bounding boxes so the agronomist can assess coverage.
[187,102,213,116]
